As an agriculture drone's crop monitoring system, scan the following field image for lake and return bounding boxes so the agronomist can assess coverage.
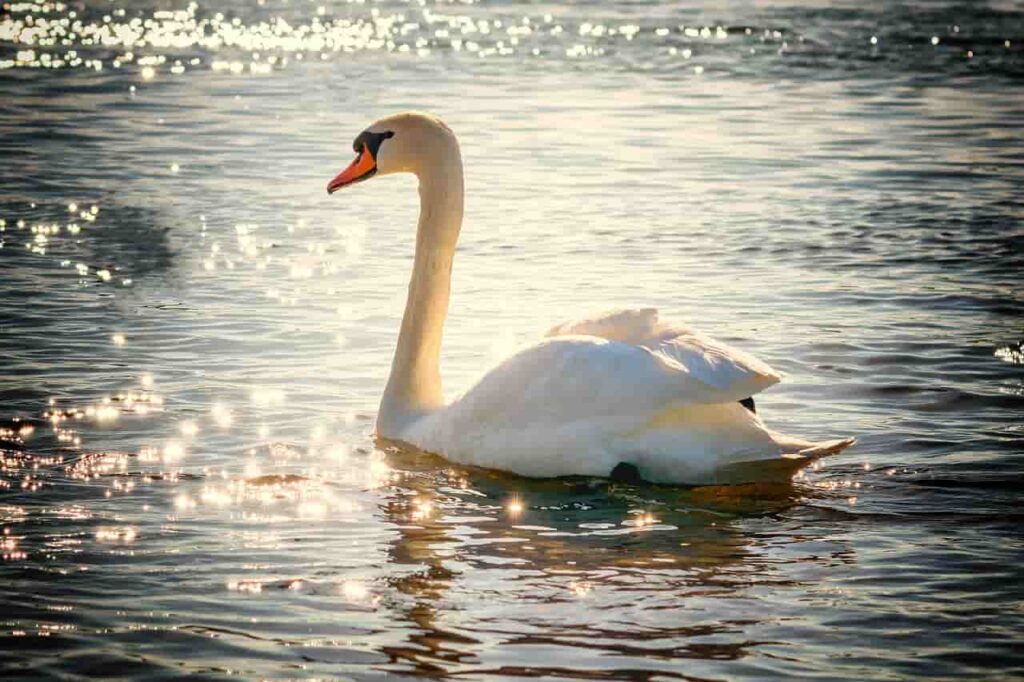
[1,0,1022,678]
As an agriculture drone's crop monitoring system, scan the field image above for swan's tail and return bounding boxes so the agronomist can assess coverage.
[714,436,856,484]
[795,437,857,459]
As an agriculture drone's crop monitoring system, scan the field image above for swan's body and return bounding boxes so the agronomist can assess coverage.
[327,112,854,485]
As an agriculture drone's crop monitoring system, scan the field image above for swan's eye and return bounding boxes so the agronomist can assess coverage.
[351,130,395,159]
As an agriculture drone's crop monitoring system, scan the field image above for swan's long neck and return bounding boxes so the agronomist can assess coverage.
[377,147,464,437]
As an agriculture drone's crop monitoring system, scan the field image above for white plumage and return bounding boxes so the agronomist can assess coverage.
[327,112,854,485]
[406,308,852,484]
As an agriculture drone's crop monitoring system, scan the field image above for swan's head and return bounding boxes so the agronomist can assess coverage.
[327,112,458,194]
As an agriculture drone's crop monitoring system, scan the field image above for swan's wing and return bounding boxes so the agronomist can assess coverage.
[546,308,660,344]
[547,308,781,402]
[649,326,781,402]
[408,336,733,475]
[448,336,723,426]
[405,335,851,482]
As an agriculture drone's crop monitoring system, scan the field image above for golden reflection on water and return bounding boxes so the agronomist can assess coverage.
[0,0,1020,677]
[94,526,137,543]
[360,437,827,674]
[8,0,997,85]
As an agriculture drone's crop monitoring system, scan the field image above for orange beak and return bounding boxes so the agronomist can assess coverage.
[327,143,377,194]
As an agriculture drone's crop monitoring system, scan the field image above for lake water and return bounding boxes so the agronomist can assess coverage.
[1,0,1023,678]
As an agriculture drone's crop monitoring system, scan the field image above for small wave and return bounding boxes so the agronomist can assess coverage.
[994,341,1024,366]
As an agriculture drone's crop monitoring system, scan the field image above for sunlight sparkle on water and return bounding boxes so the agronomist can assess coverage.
[211,403,234,429]
[297,498,330,519]
[163,440,186,463]
[366,457,393,488]
[994,342,1023,365]
[325,442,351,462]
[627,511,657,528]
[0,0,847,79]
[200,486,234,508]
[174,493,197,511]
[341,580,375,605]
[411,497,434,521]
[228,579,263,594]
[250,387,286,407]
[95,527,137,544]
[570,580,593,597]
[506,497,524,517]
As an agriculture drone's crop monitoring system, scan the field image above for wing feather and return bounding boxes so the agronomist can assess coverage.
[546,308,781,402]
[546,308,659,343]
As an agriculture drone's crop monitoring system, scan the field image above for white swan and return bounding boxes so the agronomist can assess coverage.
[327,112,854,485]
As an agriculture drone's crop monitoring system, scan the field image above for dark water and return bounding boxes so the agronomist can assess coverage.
[2,0,1023,679]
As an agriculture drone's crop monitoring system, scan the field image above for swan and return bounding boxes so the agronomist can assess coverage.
[326,112,854,485]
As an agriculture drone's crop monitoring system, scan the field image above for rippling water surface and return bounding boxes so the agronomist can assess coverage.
[2,0,1023,678]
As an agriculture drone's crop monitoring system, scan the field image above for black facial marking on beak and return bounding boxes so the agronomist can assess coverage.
[352,130,395,159]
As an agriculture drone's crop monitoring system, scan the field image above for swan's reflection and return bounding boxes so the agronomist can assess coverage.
[372,438,835,677]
